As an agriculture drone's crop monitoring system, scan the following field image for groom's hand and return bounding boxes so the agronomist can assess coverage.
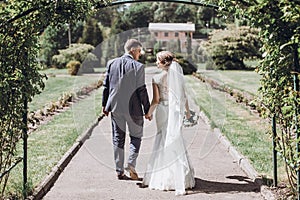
[145,113,153,121]
[102,107,109,116]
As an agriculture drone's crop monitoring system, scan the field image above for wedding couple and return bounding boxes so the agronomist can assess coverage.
[102,39,195,195]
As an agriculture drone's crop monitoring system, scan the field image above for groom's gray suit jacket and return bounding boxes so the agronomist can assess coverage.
[102,54,150,117]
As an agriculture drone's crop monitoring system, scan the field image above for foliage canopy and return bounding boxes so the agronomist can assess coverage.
[217,0,300,195]
[0,0,108,197]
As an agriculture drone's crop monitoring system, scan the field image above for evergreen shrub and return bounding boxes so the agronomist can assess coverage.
[204,25,261,70]
[67,60,81,75]
[52,43,94,69]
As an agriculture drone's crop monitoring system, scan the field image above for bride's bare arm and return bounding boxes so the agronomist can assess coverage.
[145,82,160,120]
[185,99,191,119]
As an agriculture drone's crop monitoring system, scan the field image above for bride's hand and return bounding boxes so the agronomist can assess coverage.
[145,113,153,121]
[185,110,191,120]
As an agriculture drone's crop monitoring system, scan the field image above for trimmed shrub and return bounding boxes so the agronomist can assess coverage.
[52,43,95,69]
[176,56,197,75]
[204,25,262,70]
[67,60,81,75]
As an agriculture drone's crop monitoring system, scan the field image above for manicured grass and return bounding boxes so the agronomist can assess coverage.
[6,87,103,197]
[185,75,285,182]
[196,60,261,95]
[39,67,106,75]
[29,75,101,111]
[40,68,69,76]
[197,70,261,95]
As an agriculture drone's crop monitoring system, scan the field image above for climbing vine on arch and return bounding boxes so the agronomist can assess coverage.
[2,0,299,197]
[0,0,109,196]
[218,0,300,195]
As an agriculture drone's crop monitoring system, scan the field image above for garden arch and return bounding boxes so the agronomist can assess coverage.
[1,0,299,199]
[0,0,219,198]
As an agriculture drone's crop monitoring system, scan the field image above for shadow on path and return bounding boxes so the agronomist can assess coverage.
[136,175,261,196]
[189,176,261,195]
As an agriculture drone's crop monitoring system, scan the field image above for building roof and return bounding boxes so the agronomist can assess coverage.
[148,23,195,32]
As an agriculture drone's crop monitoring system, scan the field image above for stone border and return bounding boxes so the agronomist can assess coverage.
[27,115,104,200]
[198,110,275,200]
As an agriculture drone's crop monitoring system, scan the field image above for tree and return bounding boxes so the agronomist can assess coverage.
[204,25,262,70]
[174,4,196,23]
[123,3,154,29]
[197,7,214,28]
[39,21,84,67]
[93,7,113,27]
[177,38,182,53]
[80,17,103,47]
[110,11,128,34]
[154,2,178,22]
[186,32,192,60]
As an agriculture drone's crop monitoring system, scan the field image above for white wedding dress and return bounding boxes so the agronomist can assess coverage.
[143,62,195,195]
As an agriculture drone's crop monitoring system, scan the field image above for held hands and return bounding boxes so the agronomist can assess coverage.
[145,113,153,121]
[102,107,109,116]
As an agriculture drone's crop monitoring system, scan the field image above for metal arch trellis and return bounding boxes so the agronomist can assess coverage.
[5,0,295,198]
[12,0,219,199]
[95,0,219,9]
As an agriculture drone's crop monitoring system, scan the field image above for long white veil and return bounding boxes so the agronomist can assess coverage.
[166,61,186,144]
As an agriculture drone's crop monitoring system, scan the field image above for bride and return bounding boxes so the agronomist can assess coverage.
[143,51,195,195]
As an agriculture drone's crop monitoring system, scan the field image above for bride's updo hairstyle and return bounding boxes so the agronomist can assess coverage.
[156,51,177,68]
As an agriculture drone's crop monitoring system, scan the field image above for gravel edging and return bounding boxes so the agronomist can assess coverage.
[27,115,104,200]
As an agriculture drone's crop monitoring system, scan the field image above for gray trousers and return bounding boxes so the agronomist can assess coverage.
[111,112,144,175]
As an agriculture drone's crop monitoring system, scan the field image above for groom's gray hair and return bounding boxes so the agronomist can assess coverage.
[124,39,142,53]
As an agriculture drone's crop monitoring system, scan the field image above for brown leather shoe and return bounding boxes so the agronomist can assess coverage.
[125,165,139,180]
[117,173,129,180]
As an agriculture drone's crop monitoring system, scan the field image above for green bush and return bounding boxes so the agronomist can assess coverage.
[145,55,156,64]
[67,61,81,75]
[52,43,95,69]
[204,25,262,70]
[176,55,197,75]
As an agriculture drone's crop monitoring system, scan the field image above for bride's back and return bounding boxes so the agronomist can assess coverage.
[152,71,168,102]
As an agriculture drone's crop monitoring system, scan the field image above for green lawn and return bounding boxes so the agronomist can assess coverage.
[5,70,104,197]
[196,60,261,95]
[185,75,285,182]
[29,74,101,111]
[197,70,261,95]
[7,87,103,197]
[39,68,69,76]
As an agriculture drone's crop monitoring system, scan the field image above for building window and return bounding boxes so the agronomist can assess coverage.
[164,32,168,37]
[175,32,179,37]
[154,32,158,37]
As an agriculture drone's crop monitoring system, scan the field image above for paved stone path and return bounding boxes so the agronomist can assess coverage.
[42,67,266,200]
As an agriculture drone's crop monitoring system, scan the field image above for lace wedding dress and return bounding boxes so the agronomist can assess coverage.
[143,62,195,195]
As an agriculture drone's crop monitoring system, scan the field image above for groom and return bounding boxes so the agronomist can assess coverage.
[102,39,150,180]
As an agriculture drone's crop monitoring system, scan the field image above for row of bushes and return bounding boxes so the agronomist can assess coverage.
[192,72,265,115]
[28,80,103,131]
